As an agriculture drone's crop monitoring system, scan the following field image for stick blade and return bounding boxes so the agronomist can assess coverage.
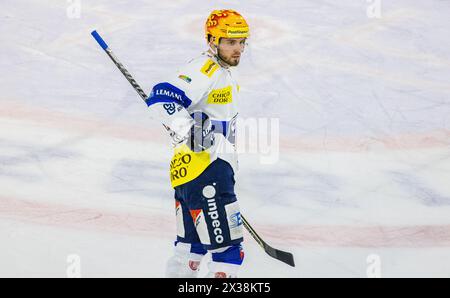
[264,244,296,267]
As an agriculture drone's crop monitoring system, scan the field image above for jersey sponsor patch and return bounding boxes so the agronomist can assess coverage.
[178,74,192,83]
[200,59,219,78]
[170,144,211,188]
[146,82,192,108]
[207,86,233,104]
[225,201,243,241]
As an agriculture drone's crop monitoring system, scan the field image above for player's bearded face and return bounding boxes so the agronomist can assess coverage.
[217,38,246,66]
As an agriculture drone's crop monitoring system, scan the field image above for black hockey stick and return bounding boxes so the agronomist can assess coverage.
[242,215,295,267]
[91,30,148,101]
[91,30,295,268]
[91,30,172,132]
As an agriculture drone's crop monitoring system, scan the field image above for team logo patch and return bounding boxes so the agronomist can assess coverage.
[207,86,232,104]
[163,103,176,115]
[178,74,192,83]
[200,59,219,78]
[229,211,242,229]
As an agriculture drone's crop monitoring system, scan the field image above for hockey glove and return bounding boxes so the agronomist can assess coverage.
[187,112,215,152]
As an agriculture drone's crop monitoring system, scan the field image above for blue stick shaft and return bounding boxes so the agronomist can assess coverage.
[90,30,148,101]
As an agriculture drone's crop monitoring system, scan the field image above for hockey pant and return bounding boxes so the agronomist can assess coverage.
[166,158,244,278]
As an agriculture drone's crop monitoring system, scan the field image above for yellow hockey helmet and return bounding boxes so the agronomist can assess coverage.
[205,10,249,45]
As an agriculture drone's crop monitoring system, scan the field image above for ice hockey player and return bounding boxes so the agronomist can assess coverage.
[145,10,250,278]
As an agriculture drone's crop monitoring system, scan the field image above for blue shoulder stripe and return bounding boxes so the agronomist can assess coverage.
[145,82,192,108]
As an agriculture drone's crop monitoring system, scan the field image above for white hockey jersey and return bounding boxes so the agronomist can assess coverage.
[147,52,240,188]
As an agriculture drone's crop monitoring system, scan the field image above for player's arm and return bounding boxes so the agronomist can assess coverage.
[146,82,195,146]
[146,79,213,151]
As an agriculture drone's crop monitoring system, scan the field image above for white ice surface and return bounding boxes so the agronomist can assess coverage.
[1,0,450,277]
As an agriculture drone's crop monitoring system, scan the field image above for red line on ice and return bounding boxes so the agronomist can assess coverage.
[1,196,450,248]
[0,196,174,238]
[1,100,449,152]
